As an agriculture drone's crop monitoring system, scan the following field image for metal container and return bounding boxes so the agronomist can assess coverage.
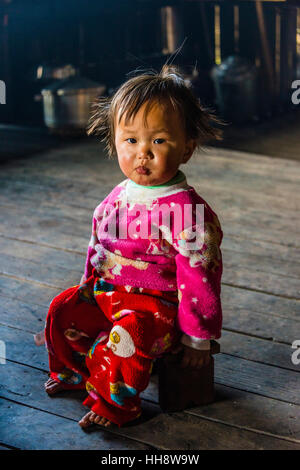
[41,75,106,132]
[211,55,258,123]
[34,63,77,83]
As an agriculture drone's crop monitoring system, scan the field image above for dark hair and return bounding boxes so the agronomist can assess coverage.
[87,65,224,157]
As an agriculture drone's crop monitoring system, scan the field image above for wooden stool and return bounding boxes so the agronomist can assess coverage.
[157,340,220,412]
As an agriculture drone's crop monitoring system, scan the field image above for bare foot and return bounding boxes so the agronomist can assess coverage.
[78,411,112,428]
[44,378,65,395]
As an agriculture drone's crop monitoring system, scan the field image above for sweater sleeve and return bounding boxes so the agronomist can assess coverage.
[84,210,99,280]
[83,195,111,279]
[172,204,223,348]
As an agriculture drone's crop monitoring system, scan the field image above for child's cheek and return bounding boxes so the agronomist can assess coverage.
[118,150,135,176]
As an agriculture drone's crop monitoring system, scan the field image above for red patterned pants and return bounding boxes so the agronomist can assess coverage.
[45,270,180,426]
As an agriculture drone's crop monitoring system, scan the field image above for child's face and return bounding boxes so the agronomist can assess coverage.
[114,100,196,186]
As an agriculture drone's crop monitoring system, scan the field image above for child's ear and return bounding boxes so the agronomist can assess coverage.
[182,140,197,163]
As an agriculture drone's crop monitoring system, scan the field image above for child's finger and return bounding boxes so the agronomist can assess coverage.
[195,358,204,369]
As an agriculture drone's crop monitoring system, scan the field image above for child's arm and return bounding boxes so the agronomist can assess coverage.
[82,195,111,281]
[173,204,223,362]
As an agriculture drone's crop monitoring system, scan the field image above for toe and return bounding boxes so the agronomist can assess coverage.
[89,411,97,423]
[45,381,62,394]
[79,412,93,428]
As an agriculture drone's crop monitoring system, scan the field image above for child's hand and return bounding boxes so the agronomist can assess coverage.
[171,343,211,369]
[80,274,86,284]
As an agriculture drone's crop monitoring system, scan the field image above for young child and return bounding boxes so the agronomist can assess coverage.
[43,65,224,429]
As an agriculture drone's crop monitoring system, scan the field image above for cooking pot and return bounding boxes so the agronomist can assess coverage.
[41,75,106,133]
[33,63,76,83]
[211,55,258,123]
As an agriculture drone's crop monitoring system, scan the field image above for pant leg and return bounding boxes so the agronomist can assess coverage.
[83,288,180,426]
[45,275,112,389]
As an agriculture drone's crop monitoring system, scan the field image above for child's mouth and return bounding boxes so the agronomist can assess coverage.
[136,166,150,175]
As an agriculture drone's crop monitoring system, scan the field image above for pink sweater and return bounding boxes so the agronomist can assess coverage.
[84,172,223,349]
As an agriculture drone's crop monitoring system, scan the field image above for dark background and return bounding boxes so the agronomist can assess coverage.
[0,0,299,126]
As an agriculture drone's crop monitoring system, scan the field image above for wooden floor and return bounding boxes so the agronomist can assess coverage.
[0,140,300,450]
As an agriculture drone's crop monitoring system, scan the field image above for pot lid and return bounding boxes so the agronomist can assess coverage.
[211,55,257,82]
[41,75,106,95]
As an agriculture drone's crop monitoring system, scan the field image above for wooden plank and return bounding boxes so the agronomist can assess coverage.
[219,330,299,371]
[0,400,151,450]
[221,284,300,320]
[190,169,300,209]
[214,354,300,404]
[188,383,300,441]
[222,264,300,299]
[0,205,90,252]
[0,253,82,290]
[0,274,60,307]
[0,215,88,254]
[146,376,300,443]
[1,362,299,450]
[0,296,47,333]
[196,180,300,213]
[0,237,86,271]
[223,308,299,344]
[0,324,49,370]
[223,249,300,281]
[194,147,300,183]
[223,222,299,249]
[222,235,300,265]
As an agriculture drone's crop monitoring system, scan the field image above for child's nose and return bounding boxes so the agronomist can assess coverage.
[138,143,153,159]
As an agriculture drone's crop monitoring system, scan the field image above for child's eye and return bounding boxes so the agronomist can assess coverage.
[154,138,165,144]
[126,138,136,144]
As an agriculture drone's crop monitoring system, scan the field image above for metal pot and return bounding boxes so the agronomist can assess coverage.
[33,63,77,83]
[41,75,106,133]
[211,55,258,123]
